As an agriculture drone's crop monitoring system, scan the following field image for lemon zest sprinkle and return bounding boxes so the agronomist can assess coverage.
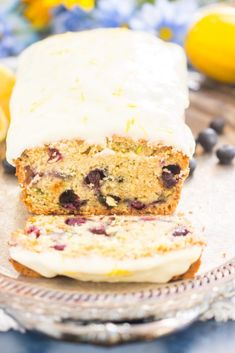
[112,87,123,96]
[135,145,143,154]
[51,49,70,55]
[0,107,8,142]
[80,92,85,102]
[128,103,137,108]
[125,117,136,133]
[107,269,130,277]
[89,59,97,64]
[29,97,49,112]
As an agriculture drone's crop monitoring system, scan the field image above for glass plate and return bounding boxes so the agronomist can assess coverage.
[0,73,234,344]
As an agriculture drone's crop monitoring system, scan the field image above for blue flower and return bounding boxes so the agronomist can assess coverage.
[129,3,161,33]
[52,5,96,33]
[0,1,39,57]
[51,0,137,34]
[130,0,198,45]
[94,0,136,28]
[0,0,19,13]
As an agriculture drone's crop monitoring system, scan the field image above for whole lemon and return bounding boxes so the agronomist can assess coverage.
[0,106,8,143]
[185,4,235,84]
[0,64,15,122]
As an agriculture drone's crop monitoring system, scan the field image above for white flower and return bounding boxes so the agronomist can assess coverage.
[130,0,198,45]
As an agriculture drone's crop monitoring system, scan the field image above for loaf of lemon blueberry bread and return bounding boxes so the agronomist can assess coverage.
[7,29,195,215]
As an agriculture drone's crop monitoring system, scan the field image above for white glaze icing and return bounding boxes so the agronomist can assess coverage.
[10,246,201,283]
[7,28,195,163]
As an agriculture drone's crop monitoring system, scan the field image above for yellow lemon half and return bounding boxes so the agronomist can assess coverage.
[0,106,9,143]
[185,4,235,84]
[0,64,15,121]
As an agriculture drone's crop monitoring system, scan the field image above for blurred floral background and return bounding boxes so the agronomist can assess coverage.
[0,0,225,57]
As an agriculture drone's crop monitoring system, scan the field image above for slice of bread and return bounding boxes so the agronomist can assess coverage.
[10,215,205,283]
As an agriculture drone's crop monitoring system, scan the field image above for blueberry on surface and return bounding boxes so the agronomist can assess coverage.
[188,158,197,177]
[216,145,235,165]
[209,117,225,135]
[197,128,218,152]
[2,159,16,174]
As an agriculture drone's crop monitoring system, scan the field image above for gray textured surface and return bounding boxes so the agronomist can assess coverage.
[1,320,235,353]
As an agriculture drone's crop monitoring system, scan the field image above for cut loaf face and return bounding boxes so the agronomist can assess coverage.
[10,215,205,283]
[16,137,189,215]
[7,29,195,215]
